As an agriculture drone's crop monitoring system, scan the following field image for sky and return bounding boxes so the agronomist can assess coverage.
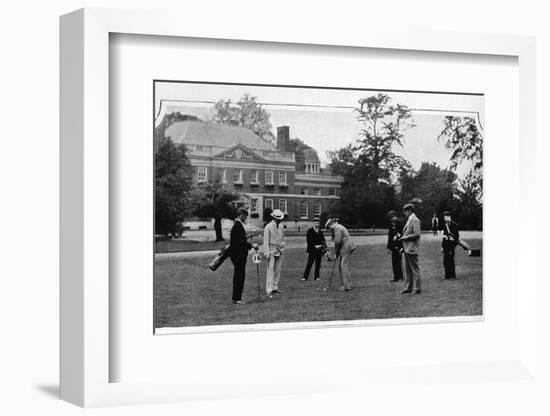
[155,82,484,178]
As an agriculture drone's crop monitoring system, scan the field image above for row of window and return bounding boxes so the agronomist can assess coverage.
[249,198,322,219]
[197,167,338,197]
[197,167,288,186]
[298,187,337,196]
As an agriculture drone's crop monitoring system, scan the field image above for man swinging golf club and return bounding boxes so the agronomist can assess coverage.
[325,218,355,291]
[263,209,286,298]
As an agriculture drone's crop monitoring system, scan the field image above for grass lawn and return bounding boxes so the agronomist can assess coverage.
[154,238,482,328]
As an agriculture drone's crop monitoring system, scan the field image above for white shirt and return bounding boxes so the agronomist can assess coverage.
[263,220,285,256]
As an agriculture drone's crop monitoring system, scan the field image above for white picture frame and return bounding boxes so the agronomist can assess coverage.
[60,8,537,407]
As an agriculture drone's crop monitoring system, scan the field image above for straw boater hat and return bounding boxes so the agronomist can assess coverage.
[271,209,284,220]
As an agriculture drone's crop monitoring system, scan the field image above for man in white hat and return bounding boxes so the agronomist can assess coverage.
[325,218,355,291]
[263,209,286,297]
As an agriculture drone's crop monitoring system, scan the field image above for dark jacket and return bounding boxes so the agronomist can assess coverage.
[306,227,326,254]
[387,220,404,251]
[442,221,460,250]
[229,220,252,258]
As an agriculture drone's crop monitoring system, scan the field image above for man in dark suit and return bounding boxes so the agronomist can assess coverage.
[229,208,258,304]
[386,210,404,282]
[301,217,326,281]
[441,210,460,280]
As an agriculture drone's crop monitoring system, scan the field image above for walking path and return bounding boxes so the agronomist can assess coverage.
[155,231,482,259]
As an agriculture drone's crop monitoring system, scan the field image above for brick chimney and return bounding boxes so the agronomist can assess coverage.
[277,126,290,152]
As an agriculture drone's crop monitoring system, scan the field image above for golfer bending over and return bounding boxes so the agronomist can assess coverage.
[326,218,356,291]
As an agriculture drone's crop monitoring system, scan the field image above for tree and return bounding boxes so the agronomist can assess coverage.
[455,169,483,229]
[354,93,415,182]
[398,162,458,226]
[437,116,483,229]
[155,137,193,237]
[437,116,483,172]
[324,94,414,227]
[213,94,275,145]
[189,182,240,241]
[327,144,398,228]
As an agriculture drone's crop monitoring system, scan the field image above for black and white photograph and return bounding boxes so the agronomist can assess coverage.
[153,81,483,331]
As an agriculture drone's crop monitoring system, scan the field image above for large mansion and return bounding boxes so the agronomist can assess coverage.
[164,121,344,229]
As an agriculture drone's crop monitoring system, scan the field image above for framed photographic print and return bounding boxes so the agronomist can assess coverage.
[60,7,537,408]
[152,80,484,335]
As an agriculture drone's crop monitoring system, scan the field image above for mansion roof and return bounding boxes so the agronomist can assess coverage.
[166,121,274,151]
[165,121,295,163]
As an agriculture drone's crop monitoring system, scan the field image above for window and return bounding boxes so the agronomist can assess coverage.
[313,187,321,196]
[279,199,287,214]
[314,201,322,217]
[300,188,308,195]
[328,188,336,196]
[250,198,258,213]
[222,168,227,183]
[279,171,287,185]
[197,167,208,183]
[300,201,309,219]
[250,169,259,184]
[233,169,243,183]
[265,199,273,210]
[265,171,274,185]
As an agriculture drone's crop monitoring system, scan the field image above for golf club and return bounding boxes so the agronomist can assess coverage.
[323,255,338,291]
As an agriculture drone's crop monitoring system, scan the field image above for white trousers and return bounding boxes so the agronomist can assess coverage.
[266,254,283,294]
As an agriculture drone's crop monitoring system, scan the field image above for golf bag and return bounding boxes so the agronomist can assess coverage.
[208,244,231,271]
[208,232,257,271]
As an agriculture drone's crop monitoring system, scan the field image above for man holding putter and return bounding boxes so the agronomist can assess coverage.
[325,218,355,291]
[263,209,286,297]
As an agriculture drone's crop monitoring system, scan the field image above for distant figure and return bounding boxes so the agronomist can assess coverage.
[326,218,356,291]
[263,209,286,298]
[400,203,422,295]
[441,211,460,280]
[431,213,439,236]
[229,208,258,304]
[386,211,404,282]
[302,217,327,281]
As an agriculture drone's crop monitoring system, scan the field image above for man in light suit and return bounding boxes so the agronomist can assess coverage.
[263,209,286,297]
[400,203,422,294]
[326,218,356,291]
